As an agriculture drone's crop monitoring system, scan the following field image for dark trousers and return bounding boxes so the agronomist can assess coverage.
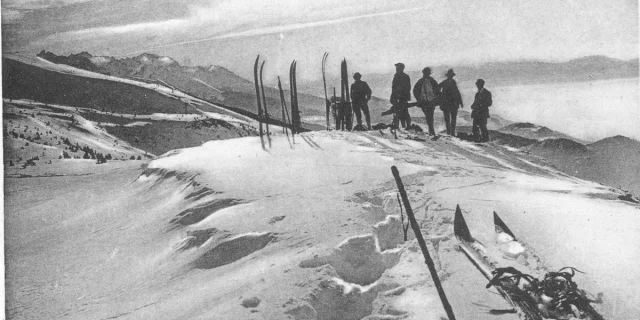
[422,107,436,135]
[353,100,371,129]
[393,101,411,129]
[442,106,458,135]
[472,118,489,142]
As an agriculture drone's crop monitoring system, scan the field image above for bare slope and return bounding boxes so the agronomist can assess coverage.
[5,131,639,320]
[35,51,326,128]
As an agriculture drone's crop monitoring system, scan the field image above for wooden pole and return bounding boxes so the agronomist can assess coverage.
[391,166,457,320]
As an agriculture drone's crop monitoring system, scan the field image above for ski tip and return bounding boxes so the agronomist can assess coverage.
[493,211,516,239]
[454,205,474,242]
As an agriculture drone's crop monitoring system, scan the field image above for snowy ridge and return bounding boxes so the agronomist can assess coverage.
[6,131,640,319]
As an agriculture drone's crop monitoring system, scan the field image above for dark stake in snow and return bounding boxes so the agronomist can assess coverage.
[391,166,457,320]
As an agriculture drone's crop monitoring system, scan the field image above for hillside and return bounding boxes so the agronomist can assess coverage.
[3,58,197,115]
[35,51,327,127]
[3,99,257,169]
[2,57,261,159]
[498,122,585,143]
[453,126,640,196]
[5,131,639,320]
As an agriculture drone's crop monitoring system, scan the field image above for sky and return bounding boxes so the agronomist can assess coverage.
[2,0,638,80]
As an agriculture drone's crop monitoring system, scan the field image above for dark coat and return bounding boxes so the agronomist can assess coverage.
[391,72,411,103]
[413,76,439,109]
[471,88,492,119]
[439,78,462,110]
[351,80,372,104]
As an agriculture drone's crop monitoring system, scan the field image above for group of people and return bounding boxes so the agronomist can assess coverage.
[390,62,492,142]
[335,63,493,142]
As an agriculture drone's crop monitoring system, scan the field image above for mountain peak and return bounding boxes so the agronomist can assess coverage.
[132,53,178,66]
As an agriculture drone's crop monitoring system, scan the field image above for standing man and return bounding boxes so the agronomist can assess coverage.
[439,69,463,136]
[413,67,439,136]
[350,72,373,130]
[390,63,412,129]
[471,79,492,142]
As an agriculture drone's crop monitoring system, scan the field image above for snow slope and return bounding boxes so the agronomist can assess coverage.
[5,130,639,320]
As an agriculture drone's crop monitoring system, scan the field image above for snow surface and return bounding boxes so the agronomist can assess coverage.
[5,130,640,320]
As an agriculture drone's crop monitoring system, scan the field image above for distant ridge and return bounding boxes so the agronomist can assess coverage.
[527,137,590,154]
[498,122,586,143]
[299,55,639,99]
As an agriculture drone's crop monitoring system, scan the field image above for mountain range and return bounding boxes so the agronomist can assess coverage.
[463,124,640,196]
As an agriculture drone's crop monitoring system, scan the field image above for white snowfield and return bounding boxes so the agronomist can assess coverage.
[5,131,639,320]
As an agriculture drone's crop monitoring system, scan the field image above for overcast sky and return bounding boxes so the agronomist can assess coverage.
[2,0,638,80]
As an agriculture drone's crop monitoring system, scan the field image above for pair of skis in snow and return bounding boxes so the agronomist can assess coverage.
[454,206,604,320]
[253,56,301,149]
[289,60,300,135]
[339,58,353,131]
[253,56,272,150]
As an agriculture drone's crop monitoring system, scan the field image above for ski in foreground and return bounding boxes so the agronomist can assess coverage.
[454,205,605,320]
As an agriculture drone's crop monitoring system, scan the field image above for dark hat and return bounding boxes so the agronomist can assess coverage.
[446,69,456,77]
[353,72,362,79]
[395,62,405,69]
[422,67,432,74]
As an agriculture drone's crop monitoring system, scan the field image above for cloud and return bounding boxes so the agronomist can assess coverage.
[66,19,189,38]
[2,0,96,10]
[120,6,429,55]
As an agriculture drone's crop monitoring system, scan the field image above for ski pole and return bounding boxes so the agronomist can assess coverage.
[391,166,457,320]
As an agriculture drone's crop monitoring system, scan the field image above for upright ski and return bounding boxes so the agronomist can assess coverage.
[259,60,271,149]
[277,76,290,137]
[253,56,265,150]
[289,60,301,135]
[340,59,353,131]
[322,52,330,131]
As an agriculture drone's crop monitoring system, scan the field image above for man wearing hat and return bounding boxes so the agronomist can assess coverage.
[413,67,439,135]
[351,72,373,130]
[471,79,492,142]
[390,63,412,128]
[439,69,464,136]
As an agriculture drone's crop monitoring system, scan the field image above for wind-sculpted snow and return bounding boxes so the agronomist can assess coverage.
[169,198,246,227]
[192,232,276,269]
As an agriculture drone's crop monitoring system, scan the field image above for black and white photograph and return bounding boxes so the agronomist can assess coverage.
[2,0,639,319]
